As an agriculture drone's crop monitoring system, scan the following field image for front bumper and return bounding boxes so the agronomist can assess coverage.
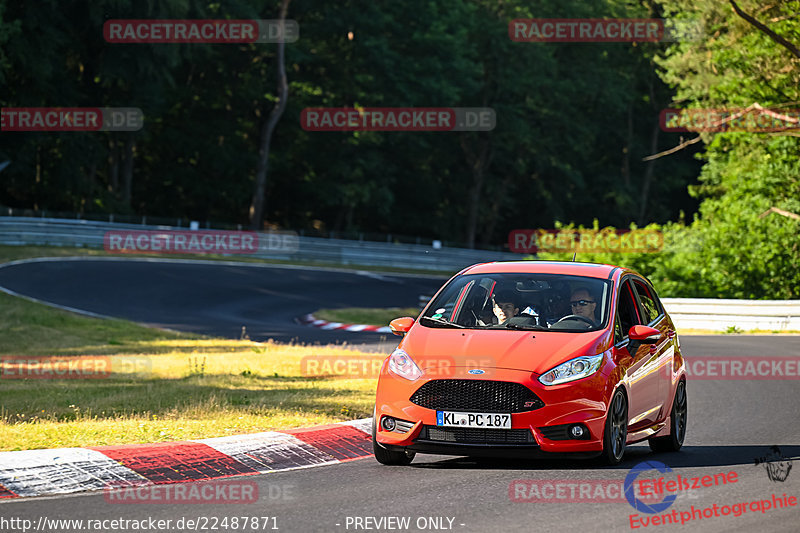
[375,366,614,455]
[400,425,600,459]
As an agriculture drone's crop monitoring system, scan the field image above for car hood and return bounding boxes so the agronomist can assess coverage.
[400,325,612,375]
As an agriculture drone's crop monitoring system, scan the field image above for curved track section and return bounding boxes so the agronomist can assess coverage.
[0,257,446,344]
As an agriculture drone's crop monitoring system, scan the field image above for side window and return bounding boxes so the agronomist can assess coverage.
[633,280,660,324]
[615,280,641,343]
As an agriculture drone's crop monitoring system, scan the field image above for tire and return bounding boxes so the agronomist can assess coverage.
[649,380,687,453]
[372,417,415,466]
[602,389,628,465]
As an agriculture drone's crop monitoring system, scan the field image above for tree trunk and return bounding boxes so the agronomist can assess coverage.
[109,138,119,194]
[622,104,632,188]
[121,135,134,208]
[638,77,661,224]
[462,134,493,249]
[84,162,96,215]
[479,174,511,246]
[638,119,660,225]
[249,0,291,230]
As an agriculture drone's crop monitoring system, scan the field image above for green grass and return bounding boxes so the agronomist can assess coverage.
[0,341,382,451]
[0,245,388,451]
[0,245,113,264]
[314,307,420,327]
[0,291,192,356]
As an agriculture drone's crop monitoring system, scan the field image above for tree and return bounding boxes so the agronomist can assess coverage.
[249,0,291,229]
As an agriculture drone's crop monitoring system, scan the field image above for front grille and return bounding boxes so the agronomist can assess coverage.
[394,419,415,433]
[421,426,535,444]
[409,379,544,413]
[538,425,571,441]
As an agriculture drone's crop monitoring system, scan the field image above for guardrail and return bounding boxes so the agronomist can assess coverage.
[0,217,520,272]
[2,217,798,331]
[413,295,800,332]
[418,294,800,332]
[661,298,800,332]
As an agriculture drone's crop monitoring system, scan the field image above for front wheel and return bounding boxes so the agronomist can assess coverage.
[372,418,415,466]
[602,389,628,465]
[649,380,687,453]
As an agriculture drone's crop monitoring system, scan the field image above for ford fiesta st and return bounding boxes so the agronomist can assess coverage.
[372,261,687,465]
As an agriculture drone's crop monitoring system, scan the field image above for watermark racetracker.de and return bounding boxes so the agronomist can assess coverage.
[1,107,143,132]
[509,18,702,43]
[300,355,496,379]
[300,107,495,132]
[508,228,663,254]
[103,229,299,255]
[0,516,280,531]
[0,355,151,379]
[104,19,298,43]
[103,480,295,504]
[660,107,800,133]
[673,357,800,380]
[509,479,698,504]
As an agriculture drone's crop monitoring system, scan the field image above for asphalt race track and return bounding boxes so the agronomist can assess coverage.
[3,354,799,533]
[1,258,799,532]
[0,257,447,346]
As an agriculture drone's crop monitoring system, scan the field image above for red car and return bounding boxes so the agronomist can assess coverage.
[373,261,687,465]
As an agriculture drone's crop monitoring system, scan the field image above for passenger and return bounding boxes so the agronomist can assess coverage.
[492,290,520,325]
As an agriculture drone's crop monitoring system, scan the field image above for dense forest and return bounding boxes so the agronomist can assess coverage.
[1,0,798,298]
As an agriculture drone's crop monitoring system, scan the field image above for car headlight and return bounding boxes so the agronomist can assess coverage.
[388,348,424,381]
[538,353,604,386]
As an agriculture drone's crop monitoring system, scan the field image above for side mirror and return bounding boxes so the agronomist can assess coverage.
[628,325,661,344]
[389,317,415,336]
[626,325,661,356]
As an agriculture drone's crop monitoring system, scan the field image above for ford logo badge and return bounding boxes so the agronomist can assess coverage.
[468,369,485,375]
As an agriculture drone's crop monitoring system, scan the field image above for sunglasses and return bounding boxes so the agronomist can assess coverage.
[571,299,595,307]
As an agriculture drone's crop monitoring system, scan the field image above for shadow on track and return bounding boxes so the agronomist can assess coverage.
[409,445,800,471]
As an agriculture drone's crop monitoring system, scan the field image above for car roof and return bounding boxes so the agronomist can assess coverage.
[461,261,623,280]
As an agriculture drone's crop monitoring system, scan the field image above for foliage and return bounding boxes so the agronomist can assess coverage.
[1,0,796,297]
[0,0,699,240]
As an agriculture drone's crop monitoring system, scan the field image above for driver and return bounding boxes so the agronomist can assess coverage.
[569,288,598,324]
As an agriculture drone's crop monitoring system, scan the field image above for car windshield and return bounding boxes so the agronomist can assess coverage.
[421,273,611,332]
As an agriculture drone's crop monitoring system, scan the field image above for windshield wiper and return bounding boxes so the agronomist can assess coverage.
[420,316,466,328]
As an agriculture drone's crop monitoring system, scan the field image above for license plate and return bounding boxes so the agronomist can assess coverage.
[436,411,511,429]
